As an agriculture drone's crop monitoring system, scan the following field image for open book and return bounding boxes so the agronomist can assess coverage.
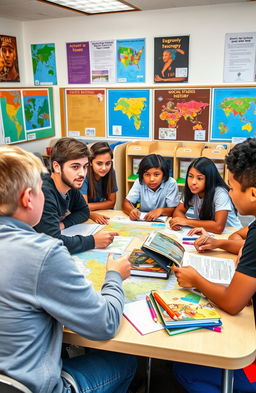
[142,231,235,285]
[128,249,170,279]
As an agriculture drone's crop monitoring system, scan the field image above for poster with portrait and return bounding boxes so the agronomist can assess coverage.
[0,35,20,82]
[154,36,189,83]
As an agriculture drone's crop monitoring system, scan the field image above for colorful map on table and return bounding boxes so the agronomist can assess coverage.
[108,89,150,138]
[31,43,57,85]
[211,88,256,141]
[104,221,164,242]
[73,251,176,303]
[117,38,145,83]
[154,88,210,141]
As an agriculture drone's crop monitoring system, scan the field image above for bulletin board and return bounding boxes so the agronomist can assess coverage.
[0,87,55,144]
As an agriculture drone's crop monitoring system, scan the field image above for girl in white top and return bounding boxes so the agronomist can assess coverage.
[123,154,179,221]
[170,157,241,234]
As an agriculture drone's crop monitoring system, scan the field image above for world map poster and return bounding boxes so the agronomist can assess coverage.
[116,38,145,83]
[211,88,256,141]
[0,88,55,144]
[108,89,150,138]
[31,43,57,85]
[154,88,210,141]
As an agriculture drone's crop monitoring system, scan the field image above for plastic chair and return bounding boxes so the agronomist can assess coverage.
[0,374,32,393]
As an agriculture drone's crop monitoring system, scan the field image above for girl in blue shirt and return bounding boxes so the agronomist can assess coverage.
[170,157,241,233]
[81,142,117,224]
[123,154,179,221]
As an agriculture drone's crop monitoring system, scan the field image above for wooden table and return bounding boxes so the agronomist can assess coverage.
[63,210,256,393]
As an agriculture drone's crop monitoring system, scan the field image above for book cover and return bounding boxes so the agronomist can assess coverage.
[151,289,222,328]
[129,249,170,279]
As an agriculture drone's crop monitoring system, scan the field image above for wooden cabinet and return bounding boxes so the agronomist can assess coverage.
[174,142,205,187]
[201,143,230,183]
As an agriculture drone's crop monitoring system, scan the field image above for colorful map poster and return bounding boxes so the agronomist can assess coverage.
[65,89,106,137]
[31,43,57,85]
[211,88,256,141]
[154,88,210,141]
[116,38,145,83]
[108,89,150,138]
[66,42,90,84]
[154,36,189,83]
[0,88,55,144]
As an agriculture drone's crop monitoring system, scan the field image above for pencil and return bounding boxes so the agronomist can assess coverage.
[146,296,158,322]
[152,292,180,321]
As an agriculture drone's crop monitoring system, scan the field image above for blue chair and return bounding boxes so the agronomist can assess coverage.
[0,374,32,393]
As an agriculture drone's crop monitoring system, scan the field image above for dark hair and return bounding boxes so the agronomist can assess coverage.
[88,142,114,200]
[225,138,256,192]
[183,157,230,220]
[51,138,89,171]
[138,154,170,184]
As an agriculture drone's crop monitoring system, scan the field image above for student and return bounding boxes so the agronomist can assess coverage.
[81,142,117,225]
[0,145,137,393]
[172,138,256,393]
[34,138,118,254]
[188,225,248,255]
[123,154,179,221]
[170,157,241,234]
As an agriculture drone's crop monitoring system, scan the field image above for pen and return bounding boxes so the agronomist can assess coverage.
[205,326,222,333]
[182,241,195,245]
[182,237,197,241]
[152,292,180,320]
[146,296,158,323]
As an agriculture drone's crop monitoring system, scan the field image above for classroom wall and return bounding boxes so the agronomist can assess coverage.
[2,2,256,152]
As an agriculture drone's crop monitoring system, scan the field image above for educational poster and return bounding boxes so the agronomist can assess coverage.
[0,88,55,144]
[65,89,106,137]
[89,40,116,83]
[108,89,150,139]
[154,88,210,141]
[66,42,90,84]
[116,38,145,83]
[31,43,57,85]
[211,87,256,141]
[0,35,20,82]
[154,36,189,83]
[223,32,256,83]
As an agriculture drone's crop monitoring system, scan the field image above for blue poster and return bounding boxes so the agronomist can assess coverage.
[108,89,150,138]
[116,38,145,83]
[211,88,256,141]
[31,43,57,85]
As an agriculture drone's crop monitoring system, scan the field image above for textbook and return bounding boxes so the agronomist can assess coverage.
[151,288,222,329]
[142,231,235,285]
[128,249,170,279]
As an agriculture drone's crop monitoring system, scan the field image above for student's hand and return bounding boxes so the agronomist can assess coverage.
[59,222,65,231]
[144,208,162,221]
[187,227,208,237]
[106,253,131,280]
[172,266,199,288]
[93,231,118,249]
[194,236,218,252]
[235,246,244,266]
[129,208,140,221]
[90,212,110,225]
[170,217,188,230]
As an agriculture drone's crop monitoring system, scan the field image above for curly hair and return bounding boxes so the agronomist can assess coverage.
[225,138,256,192]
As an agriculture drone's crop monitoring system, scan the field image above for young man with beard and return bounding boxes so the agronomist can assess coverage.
[34,138,118,254]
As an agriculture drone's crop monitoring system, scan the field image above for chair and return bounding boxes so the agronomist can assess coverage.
[0,374,32,393]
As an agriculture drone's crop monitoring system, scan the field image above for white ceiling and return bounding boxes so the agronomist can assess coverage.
[0,0,252,21]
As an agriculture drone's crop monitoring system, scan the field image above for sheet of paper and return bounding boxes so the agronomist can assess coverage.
[183,252,235,285]
[94,236,133,254]
[61,223,102,237]
[110,216,166,227]
[123,299,163,335]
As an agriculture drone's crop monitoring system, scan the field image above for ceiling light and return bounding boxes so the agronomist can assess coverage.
[37,0,139,15]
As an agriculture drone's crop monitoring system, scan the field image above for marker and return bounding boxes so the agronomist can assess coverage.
[205,326,222,333]
[146,296,158,323]
[152,292,180,321]
[182,241,195,245]
[182,237,198,241]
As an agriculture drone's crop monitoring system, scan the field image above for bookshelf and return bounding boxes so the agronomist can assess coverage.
[201,143,230,183]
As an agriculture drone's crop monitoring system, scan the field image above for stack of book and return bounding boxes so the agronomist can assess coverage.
[150,288,222,334]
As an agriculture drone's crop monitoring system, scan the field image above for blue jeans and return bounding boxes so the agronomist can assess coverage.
[62,350,137,393]
[172,362,256,393]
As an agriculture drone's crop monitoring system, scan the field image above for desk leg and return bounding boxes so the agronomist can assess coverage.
[221,369,234,393]
[145,357,152,393]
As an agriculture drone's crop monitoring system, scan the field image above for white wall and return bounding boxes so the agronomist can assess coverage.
[3,2,256,152]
